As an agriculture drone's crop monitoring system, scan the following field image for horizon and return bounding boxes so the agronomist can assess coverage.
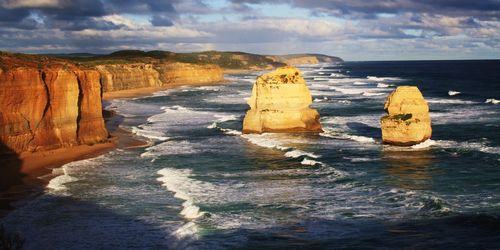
[0,0,499,61]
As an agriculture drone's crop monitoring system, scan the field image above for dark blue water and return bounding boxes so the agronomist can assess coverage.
[2,60,500,249]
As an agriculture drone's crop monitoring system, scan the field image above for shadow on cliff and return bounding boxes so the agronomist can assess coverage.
[102,101,124,134]
[205,213,500,249]
[1,194,177,249]
[0,142,23,192]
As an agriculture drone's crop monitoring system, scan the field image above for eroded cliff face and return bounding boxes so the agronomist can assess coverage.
[97,62,224,93]
[157,62,224,85]
[380,86,432,146]
[97,64,162,92]
[242,66,322,133]
[0,56,108,153]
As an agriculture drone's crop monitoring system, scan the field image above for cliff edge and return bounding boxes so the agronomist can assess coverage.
[242,66,322,133]
[380,86,432,146]
[0,53,108,153]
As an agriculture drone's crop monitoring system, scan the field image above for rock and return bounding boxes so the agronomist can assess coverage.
[97,62,224,93]
[157,62,224,85]
[97,63,162,92]
[380,86,432,146]
[0,55,108,153]
[242,66,322,133]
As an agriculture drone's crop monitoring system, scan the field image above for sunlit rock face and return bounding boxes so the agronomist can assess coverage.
[0,56,108,153]
[380,86,432,146]
[242,66,322,134]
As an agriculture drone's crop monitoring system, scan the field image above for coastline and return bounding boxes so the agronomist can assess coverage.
[0,79,232,218]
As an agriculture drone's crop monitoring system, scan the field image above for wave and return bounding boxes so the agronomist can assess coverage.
[411,139,436,149]
[47,165,78,191]
[376,83,391,88]
[313,97,328,102]
[141,140,198,158]
[241,134,289,151]
[220,128,242,136]
[207,114,240,129]
[329,86,364,95]
[301,158,325,166]
[485,98,500,104]
[367,76,402,81]
[362,92,385,97]
[448,90,461,96]
[285,150,320,159]
[313,77,330,81]
[353,81,369,85]
[131,126,169,141]
[329,73,346,77]
[157,168,206,220]
[426,98,477,104]
[320,129,377,144]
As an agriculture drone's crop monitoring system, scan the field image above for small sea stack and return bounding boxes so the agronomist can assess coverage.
[380,86,432,146]
[242,66,322,134]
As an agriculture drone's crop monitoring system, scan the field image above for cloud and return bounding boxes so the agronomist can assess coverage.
[0,0,498,60]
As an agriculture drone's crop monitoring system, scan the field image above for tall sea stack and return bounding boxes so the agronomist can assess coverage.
[380,86,432,146]
[242,66,322,134]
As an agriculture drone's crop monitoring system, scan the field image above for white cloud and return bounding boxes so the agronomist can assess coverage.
[1,0,61,8]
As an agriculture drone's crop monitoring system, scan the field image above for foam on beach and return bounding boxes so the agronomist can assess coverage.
[47,165,78,191]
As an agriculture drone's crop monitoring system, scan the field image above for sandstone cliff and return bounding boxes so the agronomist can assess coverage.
[267,54,343,66]
[97,64,161,92]
[96,62,224,93]
[380,86,432,146]
[0,54,108,153]
[242,66,322,133]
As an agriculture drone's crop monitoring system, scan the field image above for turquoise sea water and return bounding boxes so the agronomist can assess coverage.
[2,60,500,249]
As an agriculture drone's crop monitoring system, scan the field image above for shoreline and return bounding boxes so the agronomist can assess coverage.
[0,81,230,218]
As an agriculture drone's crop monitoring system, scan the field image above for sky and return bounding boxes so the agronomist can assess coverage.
[0,0,499,60]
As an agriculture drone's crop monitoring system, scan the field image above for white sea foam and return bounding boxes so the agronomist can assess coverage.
[362,92,385,96]
[220,128,242,136]
[448,90,461,96]
[313,77,330,81]
[485,98,500,104]
[376,83,391,88]
[241,134,289,151]
[411,139,436,149]
[426,98,477,104]
[367,76,402,81]
[285,150,320,159]
[345,135,376,143]
[47,165,78,191]
[131,126,169,141]
[157,168,206,220]
[329,73,346,77]
[301,158,325,166]
[353,81,369,85]
[141,141,198,158]
[329,87,364,95]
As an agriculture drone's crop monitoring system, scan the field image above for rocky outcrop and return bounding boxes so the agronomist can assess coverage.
[156,62,224,85]
[267,54,343,66]
[0,55,108,153]
[97,64,162,92]
[97,62,224,93]
[380,86,432,146]
[242,66,322,133]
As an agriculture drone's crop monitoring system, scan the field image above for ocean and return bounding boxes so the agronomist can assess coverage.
[2,60,500,249]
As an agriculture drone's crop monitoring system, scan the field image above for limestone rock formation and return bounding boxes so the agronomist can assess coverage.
[242,66,322,133]
[97,63,162,92]
[97,62,224,93]
[0,55,108,153]
[157,62,224,85]
[380,86,432,146]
